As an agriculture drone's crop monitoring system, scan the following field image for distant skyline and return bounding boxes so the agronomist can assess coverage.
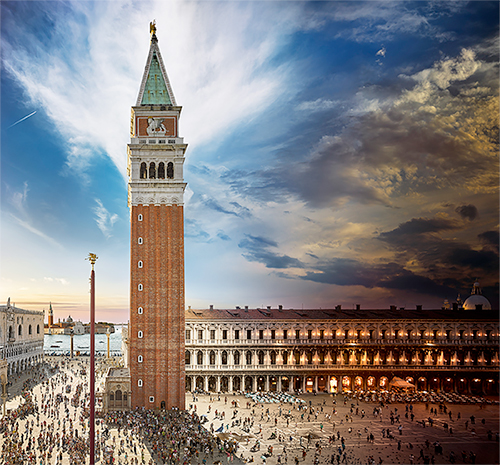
[1,1,498,323]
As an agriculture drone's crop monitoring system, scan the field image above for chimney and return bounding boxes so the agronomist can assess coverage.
[278,305,283,310]
[335,305,341,311]
[209,304,213,310]
[244,306,248,312]
[452,303,458,311]
[416,305,422,311]
[399,307,405,311]
[355,304,360,310]
[390,305,396,311]
[267,306,271,311]
[236,306,240,309]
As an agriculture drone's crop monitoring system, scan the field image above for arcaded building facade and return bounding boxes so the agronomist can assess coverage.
[0,299,44,377]
[185,304,499,396]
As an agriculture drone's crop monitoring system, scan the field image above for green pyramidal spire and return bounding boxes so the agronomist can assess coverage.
[137,28,177,107]
[141,52,172,105]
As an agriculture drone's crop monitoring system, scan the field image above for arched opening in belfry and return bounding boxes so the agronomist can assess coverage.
[140,162,147,179]
[149,162,156,179]
[167,162,174,179]
[158,162,165,179]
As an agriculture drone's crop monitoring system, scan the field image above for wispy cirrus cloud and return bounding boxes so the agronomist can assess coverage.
[93,199,118,239]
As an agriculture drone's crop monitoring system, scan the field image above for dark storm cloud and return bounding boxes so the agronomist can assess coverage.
[300,258,456,297]
[378,217,460,242]
[238,234,303,269]
[455,204,478,220]
[478,230,499,252]
[445,247,499,273]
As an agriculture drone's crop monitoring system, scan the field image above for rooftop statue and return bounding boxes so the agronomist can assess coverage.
[150,20,156,37]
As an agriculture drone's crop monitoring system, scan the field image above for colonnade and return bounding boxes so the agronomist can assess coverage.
[185,373,499,396]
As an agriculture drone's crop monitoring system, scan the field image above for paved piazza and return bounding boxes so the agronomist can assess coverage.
[0,356,498,465]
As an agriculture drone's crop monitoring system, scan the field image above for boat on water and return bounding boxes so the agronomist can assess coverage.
[56,340,63,343]
[78,346,89,349]
[50,345,60,348]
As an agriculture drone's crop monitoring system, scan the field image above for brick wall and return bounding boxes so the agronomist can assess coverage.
[130,203,185,410]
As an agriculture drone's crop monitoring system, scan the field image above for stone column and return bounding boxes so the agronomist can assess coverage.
[326,375,330,393]
[216,376,221,392]
[265,375,269,391]
[277,376,282,392]
[314,376,318,392]
[204,376,208,392]
[302,376,306,392]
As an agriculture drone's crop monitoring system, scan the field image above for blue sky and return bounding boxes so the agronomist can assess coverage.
[1,1,498,322]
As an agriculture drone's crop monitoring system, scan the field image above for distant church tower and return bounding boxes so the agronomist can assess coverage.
[128,23,187,410]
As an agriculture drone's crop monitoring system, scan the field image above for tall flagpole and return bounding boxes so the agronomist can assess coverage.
[87,253,98,465]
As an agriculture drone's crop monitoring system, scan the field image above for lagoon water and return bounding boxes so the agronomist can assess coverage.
[44,324,124,355]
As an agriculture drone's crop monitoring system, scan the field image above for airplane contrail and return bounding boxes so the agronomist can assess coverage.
[8,110,37,128]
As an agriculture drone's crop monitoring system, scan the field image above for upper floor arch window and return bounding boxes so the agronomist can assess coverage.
[18,325,22,336]
[149,162,156,179]
[158,162,165,179]
[140,162,147,179]
[167,162,174,179]
[29,325,32,335]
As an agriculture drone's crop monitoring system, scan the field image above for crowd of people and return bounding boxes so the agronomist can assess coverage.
[0,356,498,465]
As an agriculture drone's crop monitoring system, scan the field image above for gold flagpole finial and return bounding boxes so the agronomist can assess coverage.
[86,253,98,270]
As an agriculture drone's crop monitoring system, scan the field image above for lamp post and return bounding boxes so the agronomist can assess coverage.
[86,253,98,465]
[70,328,74,359]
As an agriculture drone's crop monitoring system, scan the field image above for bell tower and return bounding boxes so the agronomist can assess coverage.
[128,22,187,410]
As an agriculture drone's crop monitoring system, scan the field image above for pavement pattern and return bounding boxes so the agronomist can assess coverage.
[0,356,498,465]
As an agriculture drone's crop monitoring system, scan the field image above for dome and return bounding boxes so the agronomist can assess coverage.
[463,280,491,310]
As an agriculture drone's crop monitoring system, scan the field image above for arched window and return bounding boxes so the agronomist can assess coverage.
[246,351,252,365]
[197,351,203,365]
[140,162,147,179]
[18,325,22,336]
[158,162,165,179]
[8,326,13,339]
[138,307,143,314]
[138,355,143,363]
[138,214,143,221]
[138,237,143,244]
[138,331,143,338]
[221,351,228,365]
[258,350,264,365]
[138,379,143,387]
[37,325,40,334]
[138,284,143,291]
[270,350,276,365]
[234,351,240,365]
[149,162,156,179]
[28,325,32,335]
[209,351,216,365]
[185,351,191,365]
[138,261,143,268]
[115,390,122,401]
[167,162,174,179]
